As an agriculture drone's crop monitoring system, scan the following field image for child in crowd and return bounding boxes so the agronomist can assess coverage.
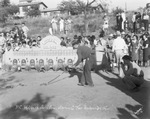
[22,41,28,49]
[37,36,42,47]
[60,37,66,47]
[6,43,12,52]
[32,40,37,47]
[21,22,29,38]
[28,41,33,49]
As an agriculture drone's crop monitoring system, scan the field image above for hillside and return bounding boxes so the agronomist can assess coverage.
[0,13,117,39]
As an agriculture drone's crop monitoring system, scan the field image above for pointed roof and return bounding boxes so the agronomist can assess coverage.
[18,1,47,8]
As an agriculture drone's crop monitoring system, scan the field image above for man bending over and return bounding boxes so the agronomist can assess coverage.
[120,55,144,91]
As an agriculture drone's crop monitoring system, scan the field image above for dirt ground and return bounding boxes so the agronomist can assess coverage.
[0,67,150,119]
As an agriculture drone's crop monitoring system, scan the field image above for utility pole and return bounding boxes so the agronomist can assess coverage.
[125,2,127,12]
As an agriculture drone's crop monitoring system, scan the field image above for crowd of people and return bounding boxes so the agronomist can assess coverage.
[112,31,150,68]
[116,11,149,33]
[60,29,150,68]
[0,23,43,51]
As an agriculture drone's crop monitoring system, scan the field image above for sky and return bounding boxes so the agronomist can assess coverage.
[11,0,150,11]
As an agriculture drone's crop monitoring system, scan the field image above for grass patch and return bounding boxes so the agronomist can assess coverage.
[1,13,117,39]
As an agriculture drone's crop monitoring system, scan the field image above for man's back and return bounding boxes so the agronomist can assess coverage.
[112,36,127,51]
[77,45,92,58]
[75,45,92,66]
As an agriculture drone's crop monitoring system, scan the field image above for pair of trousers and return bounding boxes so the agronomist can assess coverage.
[115,49,124,65]
[80,58,94,86]
[122,75,144,90]
[133,22,136,33]
[143,20,149,31]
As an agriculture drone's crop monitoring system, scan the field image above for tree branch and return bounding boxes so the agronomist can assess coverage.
[76,0,85,7]
[87,0,96,6]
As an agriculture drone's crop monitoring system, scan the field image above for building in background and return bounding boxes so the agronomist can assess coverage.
[40,8,62,17]
[17,0,47,17]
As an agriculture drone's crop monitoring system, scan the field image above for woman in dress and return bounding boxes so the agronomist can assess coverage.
[103,13,109,33]
[59,17,64,33]
[142,34,149,67]
[51,17,58,34]
[49,23,53,35]
[148,36,150,66]
[137,35,144,66]
[131,35,139,63]
[64,18,69,34]
[125,35,132,56]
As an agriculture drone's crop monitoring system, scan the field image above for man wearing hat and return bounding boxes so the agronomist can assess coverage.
[121,31,126,39]
[120,55,144,91]
[112,31,128,75]
[72,39,94,87]
[106,34,115,69]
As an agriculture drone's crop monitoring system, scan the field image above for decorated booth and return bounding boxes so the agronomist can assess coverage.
[2,35,105,71]
[3,35,77,71]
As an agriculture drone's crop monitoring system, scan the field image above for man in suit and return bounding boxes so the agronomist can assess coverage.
[116,13,119,29]
[72,39,94,87]
[132,12,137,33]
[117,13,123,32]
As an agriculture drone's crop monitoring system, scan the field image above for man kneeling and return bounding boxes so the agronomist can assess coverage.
[120,55,144,91]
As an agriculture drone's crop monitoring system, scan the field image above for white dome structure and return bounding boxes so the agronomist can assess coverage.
[40,35,61,49]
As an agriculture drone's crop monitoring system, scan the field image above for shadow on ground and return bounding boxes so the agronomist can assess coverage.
[1,71,16,76]
[116,104,146,119]
[0,93,65,119]
[95,54,150,119]
[0,76,16,92]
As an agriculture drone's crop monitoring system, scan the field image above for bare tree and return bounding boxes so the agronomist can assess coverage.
[58,0,107,34]
[77,0,105,34]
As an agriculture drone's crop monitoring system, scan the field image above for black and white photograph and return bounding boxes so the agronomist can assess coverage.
[0,0,150,119]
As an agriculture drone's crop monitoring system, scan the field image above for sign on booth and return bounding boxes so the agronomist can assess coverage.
[3,35,77,69]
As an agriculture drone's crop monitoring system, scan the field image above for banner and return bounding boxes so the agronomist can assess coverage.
[3,49,77,67]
